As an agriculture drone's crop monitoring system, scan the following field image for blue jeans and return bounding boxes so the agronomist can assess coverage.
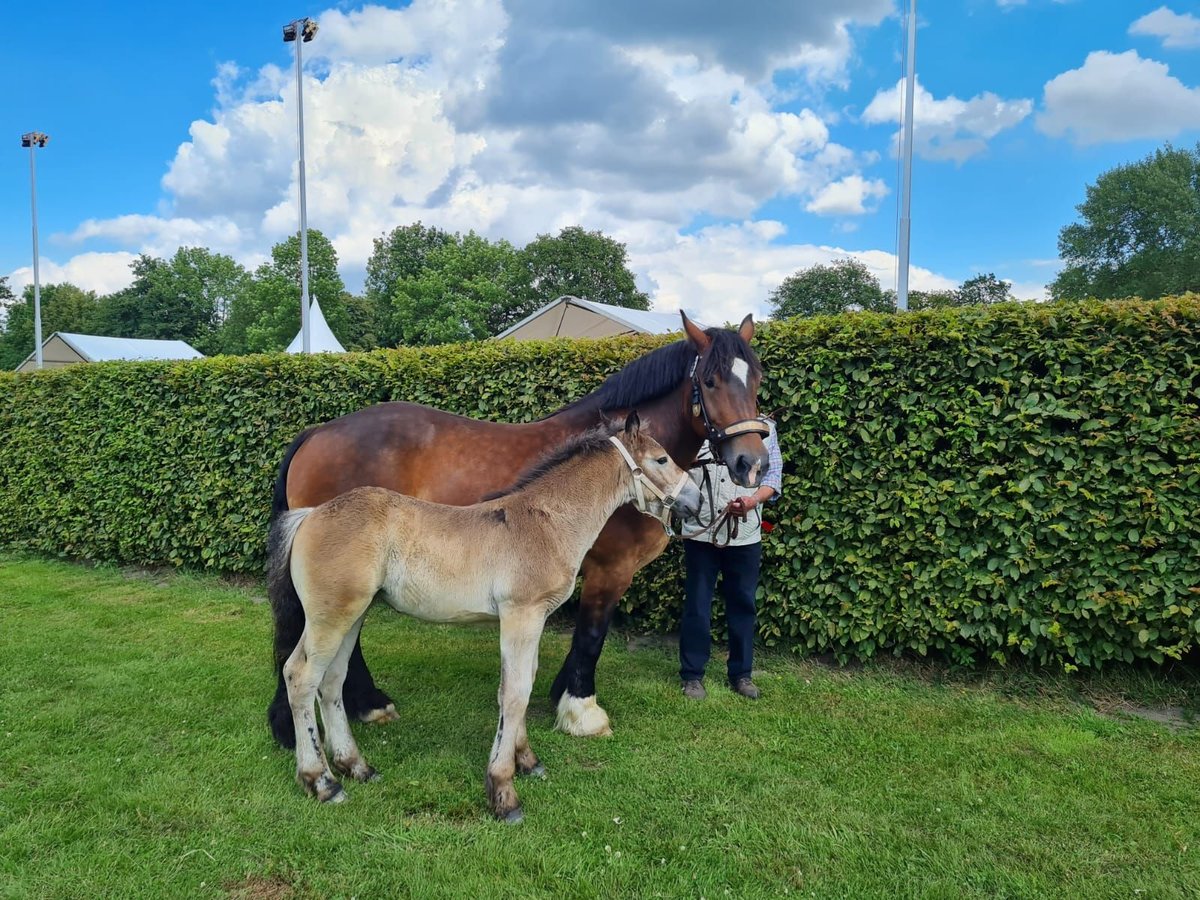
[679,540,761,683]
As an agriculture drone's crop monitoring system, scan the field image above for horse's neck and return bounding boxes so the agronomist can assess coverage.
[508,450,629,550]
[625,387,705,466]
[551,383,704,467]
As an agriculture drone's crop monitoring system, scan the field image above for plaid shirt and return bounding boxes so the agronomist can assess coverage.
[679,420,782,546]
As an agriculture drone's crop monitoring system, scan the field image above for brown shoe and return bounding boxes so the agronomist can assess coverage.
[730,677,760,700]
[681,679,707,700]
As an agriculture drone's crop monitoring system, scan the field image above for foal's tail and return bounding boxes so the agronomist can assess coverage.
[266,428,316,749]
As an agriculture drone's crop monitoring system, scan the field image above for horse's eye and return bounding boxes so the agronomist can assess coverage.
[656,456,669,465]
[704,377,716,389]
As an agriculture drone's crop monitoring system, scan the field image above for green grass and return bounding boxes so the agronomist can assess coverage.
[1,555,1199,899]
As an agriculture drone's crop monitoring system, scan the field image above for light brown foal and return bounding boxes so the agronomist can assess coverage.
[266,412,701,821]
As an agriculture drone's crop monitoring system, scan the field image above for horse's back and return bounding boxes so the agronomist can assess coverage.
[286,401,542,509]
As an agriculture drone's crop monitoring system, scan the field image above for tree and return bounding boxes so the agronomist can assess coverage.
[1050,143,1200,301]
[389,233,534,345]
[769,258,893,319]
[521,226,649,310]
[91,249,249,354]
[0,282,99,370]
[219,230,356,354]
[957,273,1012,306]
[365,222,456,342]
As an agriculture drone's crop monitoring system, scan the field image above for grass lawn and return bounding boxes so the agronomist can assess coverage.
[1,554,1199,899]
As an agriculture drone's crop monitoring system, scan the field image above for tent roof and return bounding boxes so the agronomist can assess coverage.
[286,297,346,353]
[493,296,704,340]
[21,332,204,366]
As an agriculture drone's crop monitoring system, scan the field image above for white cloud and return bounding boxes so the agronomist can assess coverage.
[863,77,1032,163]
[7,252,138,297]
[633,221,956,325]
[805,175,889,216]
[40,0,958,325]
[1129,6,1200,49]
[1036,50,1200,144]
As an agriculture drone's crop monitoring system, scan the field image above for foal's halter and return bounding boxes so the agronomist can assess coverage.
[607,436,693,519]
[688,355,770,462]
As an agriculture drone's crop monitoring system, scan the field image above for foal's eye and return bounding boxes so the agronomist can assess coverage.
[704,377,716,389]
[656,456,669,465]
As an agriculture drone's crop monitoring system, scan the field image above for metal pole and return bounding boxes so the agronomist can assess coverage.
[29,142,44,368]
[295,29,311,354]
[896,0,917,313]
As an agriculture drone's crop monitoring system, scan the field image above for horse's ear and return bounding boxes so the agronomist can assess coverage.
[624,410,641,437]
[738,314,755,343]
[680,311,711,353]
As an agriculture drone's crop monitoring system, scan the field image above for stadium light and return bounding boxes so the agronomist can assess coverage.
[21,131,50,369]
[283,18,319,352]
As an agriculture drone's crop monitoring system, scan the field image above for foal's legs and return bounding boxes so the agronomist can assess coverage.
[486,610,546,822]
[285,623,353,803]
[318,613,379,784]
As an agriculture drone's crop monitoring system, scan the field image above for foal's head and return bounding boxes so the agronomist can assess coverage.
[612,411,702,520]
[681,312,769,488]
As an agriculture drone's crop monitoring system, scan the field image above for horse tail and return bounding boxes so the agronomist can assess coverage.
[267,506,315,747]
[266,428,316,749]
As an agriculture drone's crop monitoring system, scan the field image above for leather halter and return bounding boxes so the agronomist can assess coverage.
[607,436,693,518]
[688,355,770,462]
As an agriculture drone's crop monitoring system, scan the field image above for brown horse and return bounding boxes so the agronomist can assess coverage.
[270,413,702,819]
[267,313,767,748]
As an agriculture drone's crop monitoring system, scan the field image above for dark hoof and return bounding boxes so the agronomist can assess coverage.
[320,782,347,804]
[522,763,547,780]
[334,757,379,783]
[304,772,346,804]
[502,806,525,825]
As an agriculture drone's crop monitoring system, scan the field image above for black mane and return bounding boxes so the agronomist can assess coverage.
[554,327,761,417]
[482,422,622,501]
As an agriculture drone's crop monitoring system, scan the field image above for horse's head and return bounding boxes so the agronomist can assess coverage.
[681,311,769,488]
[612,411,702,520]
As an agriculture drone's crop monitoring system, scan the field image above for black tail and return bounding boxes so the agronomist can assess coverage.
[266,429,315,749]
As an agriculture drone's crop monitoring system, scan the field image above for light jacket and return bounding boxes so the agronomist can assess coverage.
[678,420,782,547]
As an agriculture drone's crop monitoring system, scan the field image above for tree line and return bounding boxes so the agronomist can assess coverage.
[0,224,649,369]
[3,142,1195,367]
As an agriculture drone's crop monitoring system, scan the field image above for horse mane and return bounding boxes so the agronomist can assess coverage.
[551,327,762,418]
[483,422,622,501]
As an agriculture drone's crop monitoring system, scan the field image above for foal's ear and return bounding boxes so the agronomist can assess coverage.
[681,311,711,353]
[624,410,641,437]
[738,313,755,343]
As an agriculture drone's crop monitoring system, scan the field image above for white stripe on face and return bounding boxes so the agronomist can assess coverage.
[730,358,749,387]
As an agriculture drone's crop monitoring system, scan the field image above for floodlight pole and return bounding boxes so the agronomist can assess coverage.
[896,0,917,312]
[21,132,50,369]
[284,17,318,353]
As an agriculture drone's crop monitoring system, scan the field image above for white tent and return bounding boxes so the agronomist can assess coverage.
[286,297,346,354]
[493,296,703,341]
[16,332,204,372]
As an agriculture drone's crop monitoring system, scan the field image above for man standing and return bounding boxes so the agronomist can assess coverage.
[678,419,782,700]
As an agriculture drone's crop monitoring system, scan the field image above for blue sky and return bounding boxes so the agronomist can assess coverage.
[3,1,1199,322]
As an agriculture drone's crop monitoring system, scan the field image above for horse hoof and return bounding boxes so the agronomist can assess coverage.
[321,783,347,804]
[524,763,547,780]
[358,703,399,725]
[555,694,614,738]
[502,806,524,825]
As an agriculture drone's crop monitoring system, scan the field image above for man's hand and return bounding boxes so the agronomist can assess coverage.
[727,496,755,518]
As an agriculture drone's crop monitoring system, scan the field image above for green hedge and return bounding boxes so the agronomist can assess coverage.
[2,296,1198,669]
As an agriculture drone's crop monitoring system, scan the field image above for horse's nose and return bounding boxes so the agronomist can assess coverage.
[732,452,763,488]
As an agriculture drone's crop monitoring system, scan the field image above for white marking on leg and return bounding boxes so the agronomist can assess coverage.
[729,358,749,387]
[555,694,613,737]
